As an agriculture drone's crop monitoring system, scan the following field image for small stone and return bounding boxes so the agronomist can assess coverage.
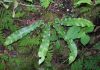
[66,9,70,11]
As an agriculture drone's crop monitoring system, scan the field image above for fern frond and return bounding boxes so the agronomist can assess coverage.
[67,40,77,64]
[0,9,17,32]
[38,24,50,64]
[79,32,90,45]
[61,17,94,27]
[65,26,81,40]
[0,9,18,44]
[4,20,44,46]
[74,0,92,7]
[18,35,41,47]
[45,46,53,66]
[54,17,94,45]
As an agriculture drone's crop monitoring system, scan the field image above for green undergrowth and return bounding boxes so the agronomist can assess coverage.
[0,0,99,70]
[4,15,94,66]
[0,8,42,70]
[71,54,100,70]
[71,39,100,70]
[0,9,18,44]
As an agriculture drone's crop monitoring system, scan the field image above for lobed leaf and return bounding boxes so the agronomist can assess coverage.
[67,40,77,64]
[61,18,94,27]
[78,31,90,45]
[38,24,50,64]
[4,20,44,46]
[74,0,92,7]
[80,33,90,45]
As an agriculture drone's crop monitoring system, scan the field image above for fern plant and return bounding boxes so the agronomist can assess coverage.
[4,16,94,65]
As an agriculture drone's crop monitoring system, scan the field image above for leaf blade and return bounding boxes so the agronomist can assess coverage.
[67,40,77,64]
[61,18,94,27]
[38,24,50,64]
[74,0,92,7]
[65,26,81,40]
[80,33,90,45]
[4,20,43,46]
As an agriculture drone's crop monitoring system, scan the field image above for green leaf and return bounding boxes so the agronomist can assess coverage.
[38,24,50,64]
[18,36,40,46]
[67,40,77,64]
[80,32,90,45]
[65,26,81,40]
[40,0,51,8]
[74,0,92,7]
[1,54,9,61]
[45,46,53,66]
[4,20,44,46]
[61,18,94,27]
[79,6,91,13]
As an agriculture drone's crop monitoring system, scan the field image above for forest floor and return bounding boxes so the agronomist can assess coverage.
[0,0,100,70]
